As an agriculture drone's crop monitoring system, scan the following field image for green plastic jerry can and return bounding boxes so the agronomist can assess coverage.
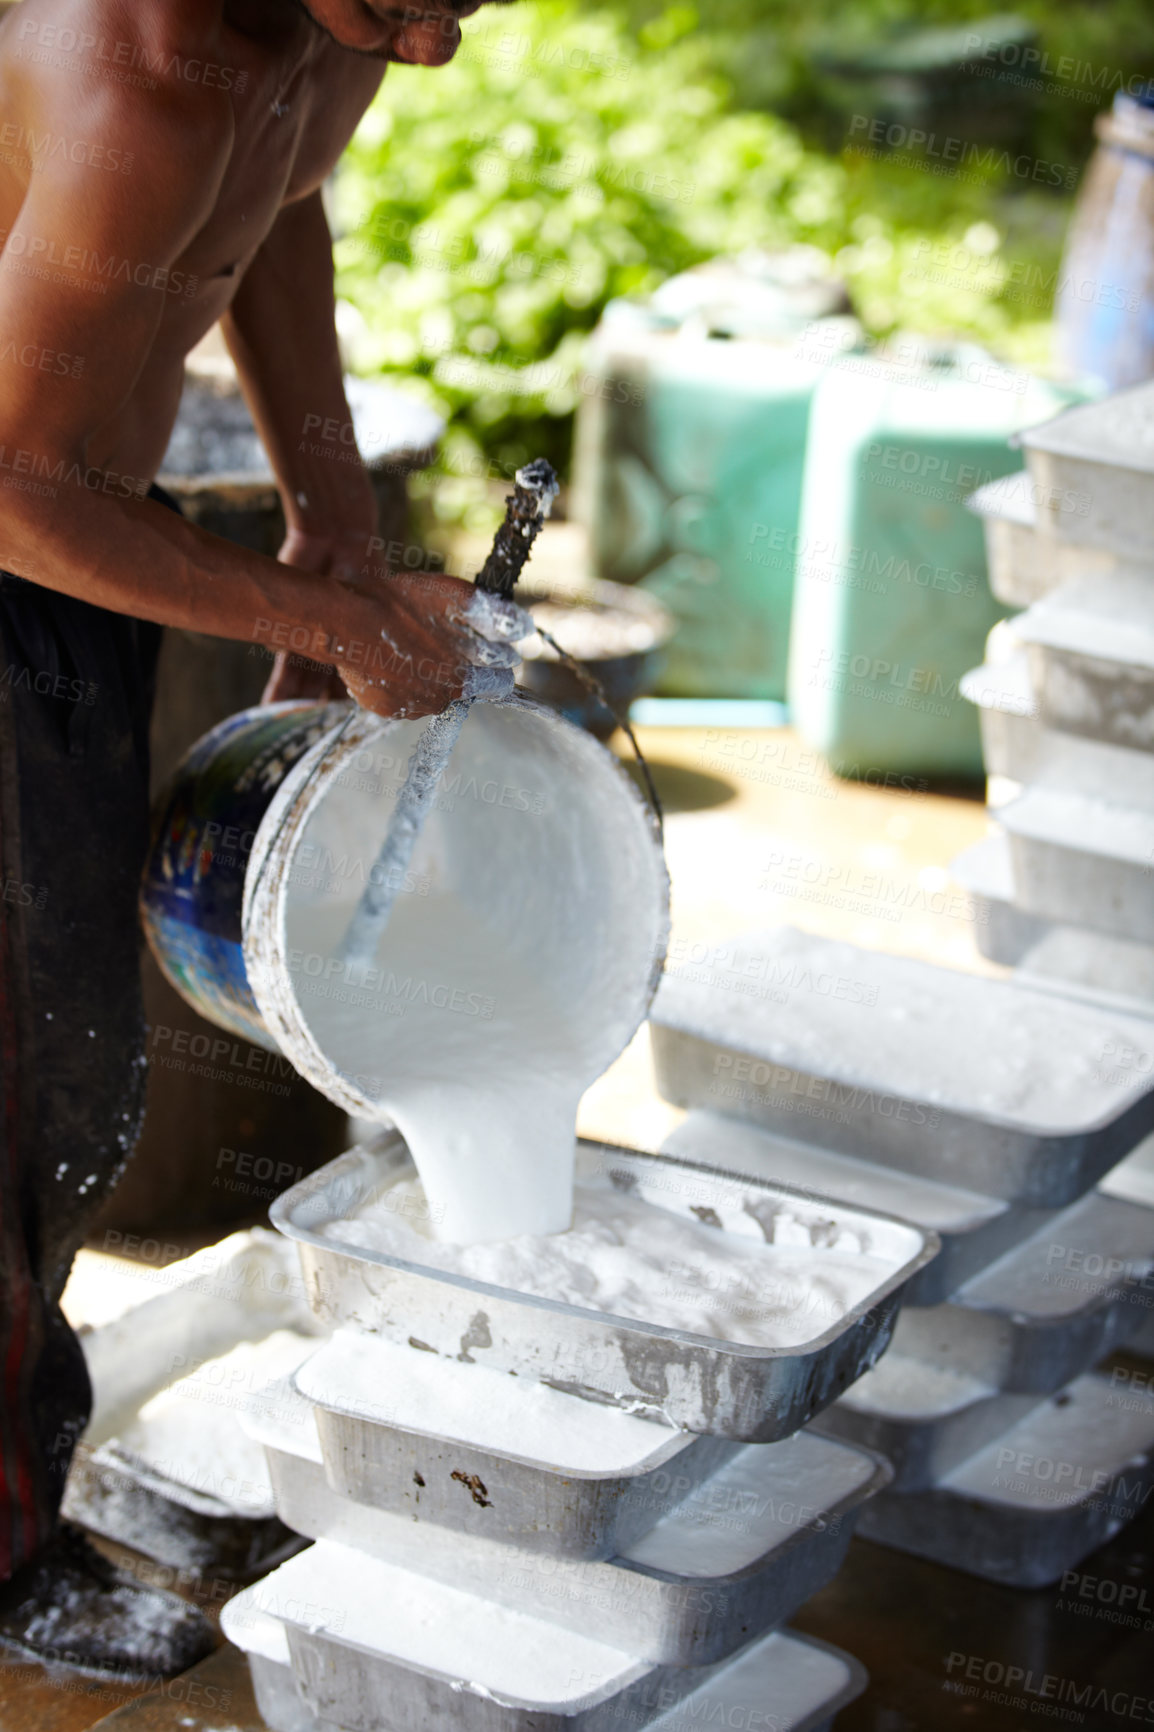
[573,261,854,701]
[786,351,1080,779]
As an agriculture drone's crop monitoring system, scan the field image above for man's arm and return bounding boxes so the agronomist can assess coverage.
[221,188,378,702]
[0,91,494,718]
[223,189,377,558]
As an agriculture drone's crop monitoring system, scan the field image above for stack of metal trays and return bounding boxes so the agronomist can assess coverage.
[958,379,1154,1015]
[222,1578,867,1732]
[239,1361,887,1668]
[648,935,1154,1586]
[236,1130,918,1728]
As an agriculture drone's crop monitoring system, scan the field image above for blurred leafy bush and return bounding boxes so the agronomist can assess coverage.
[334,0,1083,494]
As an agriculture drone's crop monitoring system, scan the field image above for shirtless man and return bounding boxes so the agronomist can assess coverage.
[0,0,519,1678]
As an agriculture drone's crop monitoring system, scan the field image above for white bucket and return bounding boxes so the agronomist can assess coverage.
[242,695,669,1242]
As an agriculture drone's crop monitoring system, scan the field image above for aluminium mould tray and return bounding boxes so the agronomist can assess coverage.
[1011,571,1154,754]
[660,1111,1054,1307]
[854,1370,1154,1586]
[244,1369,889,1668]
[293,1331,736,1562]
[649,926,1154,1206]
[890,1186,1154,1393]
[951,833,1154,1016]
[221,1586,867,1732]
[271,1135,935,1441]
[1021,380,1154,564]
[966,469,1116,608]
[814,1353,1043,1492]
[999,788,1154,945]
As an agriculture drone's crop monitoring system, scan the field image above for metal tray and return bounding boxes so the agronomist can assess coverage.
[294,1332,734,1561]
[949,834,1050,968]
[855,1371,1154,1586]
[966,657,1154,811]
[220,1596,327,1732]
[1011,574,1154,753]
[952,836,1154,1016]
[649,926,1154,1207]
[272,1539,724,1732]
[604,1629,867,1732]
[1001,788,1154,945]
[891,1187,1154,1392]
[966,470,1115,608]
[960,649,1042,784]
[223,1582,865,1732]
[660,1111,1053,1308]
[246,1373,889,1666]
[62,1440,302,1580]
[271,1136,935,1441]
[1022,380,1154,562]
[814,1354,1043,1492]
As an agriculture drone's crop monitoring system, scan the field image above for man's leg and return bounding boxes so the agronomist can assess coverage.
[0,549,213,1674]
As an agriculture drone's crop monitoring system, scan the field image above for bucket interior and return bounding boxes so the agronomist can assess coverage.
[249,699,668,1242]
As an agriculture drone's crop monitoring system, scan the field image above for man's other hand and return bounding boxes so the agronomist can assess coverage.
[261,524,363,705]
[332,566,532,720]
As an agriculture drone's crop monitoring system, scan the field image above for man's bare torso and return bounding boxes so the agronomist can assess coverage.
[0,0,383,484]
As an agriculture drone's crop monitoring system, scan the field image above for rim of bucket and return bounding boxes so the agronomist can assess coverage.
[241,692,670,1121]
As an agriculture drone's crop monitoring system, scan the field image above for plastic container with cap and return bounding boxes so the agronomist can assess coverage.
[1058,89,1154,392]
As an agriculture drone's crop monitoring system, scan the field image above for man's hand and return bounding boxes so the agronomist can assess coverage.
[328,566,532,720]
[261,524,364,705]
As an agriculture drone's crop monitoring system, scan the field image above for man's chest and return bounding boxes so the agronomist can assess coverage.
[181,45,383,282]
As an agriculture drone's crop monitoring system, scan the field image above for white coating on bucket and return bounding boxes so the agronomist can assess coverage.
[319,1167,899,1348]
[244,697,668,1245]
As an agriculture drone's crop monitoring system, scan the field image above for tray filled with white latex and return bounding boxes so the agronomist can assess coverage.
[270,1133,936,1441]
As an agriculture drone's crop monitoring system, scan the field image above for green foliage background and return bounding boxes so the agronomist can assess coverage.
[333,0,1144,503]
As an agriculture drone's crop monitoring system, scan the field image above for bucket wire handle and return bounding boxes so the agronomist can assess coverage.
[530,624,664,840]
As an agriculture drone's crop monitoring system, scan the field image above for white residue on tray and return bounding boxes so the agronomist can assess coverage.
[257,1539,647,1702]
[624,1432,876,1577]
[320,1172,898,1349]
[108,1330,315,1516]
[839,1352,995,1419]
[295,1331,689,1473]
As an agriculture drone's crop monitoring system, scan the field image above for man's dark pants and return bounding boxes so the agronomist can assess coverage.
[0,487,177,1579]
